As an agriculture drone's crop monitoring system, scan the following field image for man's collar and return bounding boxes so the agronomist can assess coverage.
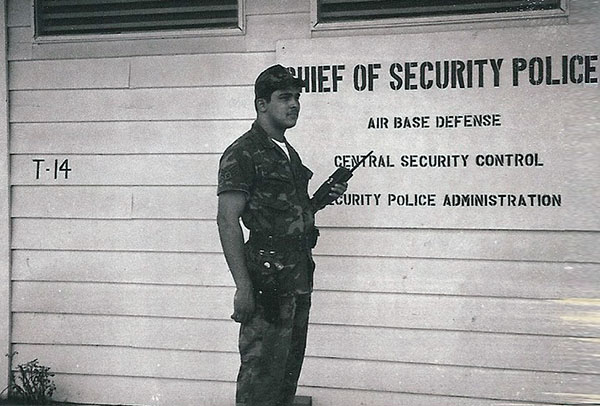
[250,121,287,149]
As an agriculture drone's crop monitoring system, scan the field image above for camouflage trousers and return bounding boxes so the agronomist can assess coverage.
[236,293,311,406]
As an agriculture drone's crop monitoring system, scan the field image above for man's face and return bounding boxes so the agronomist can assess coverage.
[260,87,301,130]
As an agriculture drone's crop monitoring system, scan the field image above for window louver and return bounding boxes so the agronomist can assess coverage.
[318,0,562,23]
[35,0,240,36]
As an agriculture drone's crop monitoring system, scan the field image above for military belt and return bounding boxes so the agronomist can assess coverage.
[249,228,319,252]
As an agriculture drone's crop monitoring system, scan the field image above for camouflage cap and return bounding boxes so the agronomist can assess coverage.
[254,64,304,100]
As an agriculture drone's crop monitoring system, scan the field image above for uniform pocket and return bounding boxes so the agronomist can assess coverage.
[260,198,292,211]
[301,164,313,181]
[260,161,294,183]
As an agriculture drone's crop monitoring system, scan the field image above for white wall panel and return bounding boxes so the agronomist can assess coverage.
[315,256,598,298]
[12,219,221,252]
[10,121,251,154]
[49,374,236,406]
[301,386,570,406]
[12,282,232,319]
[12,249,597,299]
[31,36,247,61]
[11,155,219,186]
[12,314,597,374]
[318,228,600,262]
[9,59,130,90]
[12,250,231,286]
[310,291,599,337]
[12,344,598,405]
[10,87,253,122]
[132,186,217,219]
[11,218,599,261]
[13,344,237,381]
[32,374,561,406]
[301,357,598,405]
[12,186,134,218]
[130,53,274,88]
[12,314,238,352]
[11,282,598,337]
[12,186,216,219]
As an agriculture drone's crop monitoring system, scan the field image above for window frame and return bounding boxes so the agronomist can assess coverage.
[310,0,569,31]
[32,0,246,43]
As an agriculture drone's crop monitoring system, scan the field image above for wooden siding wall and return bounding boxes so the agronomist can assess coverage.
[6,1,600,406]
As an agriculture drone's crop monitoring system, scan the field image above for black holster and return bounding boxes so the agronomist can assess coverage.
[245,244,281,323]
[245,227,319,323]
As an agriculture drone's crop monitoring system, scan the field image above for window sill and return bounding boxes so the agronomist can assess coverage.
[311,7,569,35]
[33,26,245,45]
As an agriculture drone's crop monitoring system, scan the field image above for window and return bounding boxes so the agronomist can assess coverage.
[313,0,568,29]
[35,0,242,37]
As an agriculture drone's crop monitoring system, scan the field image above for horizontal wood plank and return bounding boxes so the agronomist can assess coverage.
[11,218,600,262]
[10,87,253,122]
[11,155,219,185]
[9,58,130,90]
[11,186,218,219]
[311,290,600,337]
[12,282,233,319]
[11,313,598,374]
[318,228,600,263]
[11,249,599,299]
[11,282,599,337]
[132,186,217,219]
[11,182,598,232]
[12,343,598,404]
[13,343,237,381]
[10,120,250,154]
[11,250,232,285]
[316,256,600,299]
[130,53,273,88]
[12,186,134,218]
[12,314,239,352]
[12,218,221,252]
[307,324,598,375]
[302,386,587,406]
[50,374,236,405]
[301,357,598,405]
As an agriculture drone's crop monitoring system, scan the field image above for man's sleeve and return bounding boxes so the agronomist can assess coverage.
[217,145,254,197]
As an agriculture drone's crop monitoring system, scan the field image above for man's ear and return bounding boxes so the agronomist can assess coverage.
[255,97,267,112]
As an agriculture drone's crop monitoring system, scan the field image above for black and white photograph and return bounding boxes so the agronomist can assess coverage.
[0,1,598,406]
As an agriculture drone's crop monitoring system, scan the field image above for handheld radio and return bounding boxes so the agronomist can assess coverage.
[311,150,375,208]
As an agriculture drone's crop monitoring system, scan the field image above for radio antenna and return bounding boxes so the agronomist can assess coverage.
[350,150,375,172]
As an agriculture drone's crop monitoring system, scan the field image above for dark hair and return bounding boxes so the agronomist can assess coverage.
[254,64,304,102]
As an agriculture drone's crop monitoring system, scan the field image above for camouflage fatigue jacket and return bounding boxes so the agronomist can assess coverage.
[218,122,316,295]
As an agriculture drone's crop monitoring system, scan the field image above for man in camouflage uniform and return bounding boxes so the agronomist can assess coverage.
[216,65,347,406]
